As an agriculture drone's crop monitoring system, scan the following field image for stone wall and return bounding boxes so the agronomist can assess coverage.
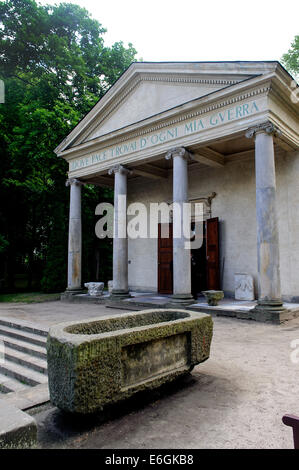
[127,150,299,301]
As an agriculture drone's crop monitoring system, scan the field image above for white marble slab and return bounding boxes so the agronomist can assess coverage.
[234,273,255,301]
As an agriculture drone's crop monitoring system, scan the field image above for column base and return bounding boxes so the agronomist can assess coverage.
[250,299,290,323]
[61,288,86,300]
[109,289,131,300]
[167,293,194,307]
[251,299,287,313]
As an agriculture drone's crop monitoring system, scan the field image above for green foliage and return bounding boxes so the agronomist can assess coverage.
[0,291,60,302]
[0,0,137,292]
[0,234,9,254]
[282,35,299,78]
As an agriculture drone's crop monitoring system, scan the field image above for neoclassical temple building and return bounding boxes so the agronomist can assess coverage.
[55,61,299,321]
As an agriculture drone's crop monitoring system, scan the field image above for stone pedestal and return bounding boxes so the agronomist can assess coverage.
[166,147,193,305]
[246,122,287,315]
[108,165,131,299]
[84,282,104,296]
[202,290,224,306]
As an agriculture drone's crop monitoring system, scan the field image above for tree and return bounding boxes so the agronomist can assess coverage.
[282,35,299,78]
[0,0,137,292]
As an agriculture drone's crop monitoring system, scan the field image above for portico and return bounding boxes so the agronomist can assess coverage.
[56,61,299,322]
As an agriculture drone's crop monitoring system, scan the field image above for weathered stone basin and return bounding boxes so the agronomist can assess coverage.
[47,309,213,414]
[202,290,224,306]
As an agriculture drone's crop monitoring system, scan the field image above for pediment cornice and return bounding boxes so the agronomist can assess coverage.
[55,61,283,155]
[58,73,273,160]
[78,72,244,145]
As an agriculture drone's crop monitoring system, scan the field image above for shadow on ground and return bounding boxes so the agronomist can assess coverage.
[32,370,237,449]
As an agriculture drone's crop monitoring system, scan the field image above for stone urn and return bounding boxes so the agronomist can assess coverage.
[84,282,104,297]
[202,290,224,306]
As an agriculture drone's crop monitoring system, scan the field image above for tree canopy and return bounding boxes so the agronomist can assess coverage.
[0,0,137,292]
[282,34,299,79]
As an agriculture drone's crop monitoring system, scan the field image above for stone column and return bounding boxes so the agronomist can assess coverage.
[246,121,286,314]
[166,147,193,304]
[65,178,84,293]
[108,165,131,298]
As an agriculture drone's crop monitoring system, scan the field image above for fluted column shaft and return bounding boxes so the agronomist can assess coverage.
[66,178,83,291]
[166,147,193,303]
[108,165,131,297]
[246,122,285,312]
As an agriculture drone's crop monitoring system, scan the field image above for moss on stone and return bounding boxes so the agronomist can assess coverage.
[47,309,213,414]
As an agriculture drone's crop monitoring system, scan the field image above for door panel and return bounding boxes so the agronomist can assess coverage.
[206,217,220,290]
[158,223,173,294]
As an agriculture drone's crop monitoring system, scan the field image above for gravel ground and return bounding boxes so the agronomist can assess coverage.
[6,301,297,449]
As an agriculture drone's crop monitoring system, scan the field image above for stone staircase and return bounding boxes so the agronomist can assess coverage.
[0,318,48,397]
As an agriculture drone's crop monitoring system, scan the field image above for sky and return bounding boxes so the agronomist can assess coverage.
[39,0,299,63]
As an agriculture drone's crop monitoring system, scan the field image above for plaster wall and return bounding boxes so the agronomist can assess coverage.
[127,150,299,301]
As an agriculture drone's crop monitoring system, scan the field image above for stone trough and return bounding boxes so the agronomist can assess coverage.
[47,309,213,414]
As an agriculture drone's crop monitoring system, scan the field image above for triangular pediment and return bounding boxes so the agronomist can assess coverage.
[55,62,280,154]
[83,77,241,142]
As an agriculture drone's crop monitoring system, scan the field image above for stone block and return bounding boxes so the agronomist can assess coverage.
[0,401,37,449]
[234,273,254,300]
[108,280,113,293]
[47,309,213,414]
[84,282,104,296]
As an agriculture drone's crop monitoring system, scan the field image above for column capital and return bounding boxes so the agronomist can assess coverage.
[165,147,192,161]
[108,164,132,176]
[65,178,84,187]
[245,121,282,139]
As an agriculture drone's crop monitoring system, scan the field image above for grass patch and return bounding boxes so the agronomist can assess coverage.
[0,292,61,303]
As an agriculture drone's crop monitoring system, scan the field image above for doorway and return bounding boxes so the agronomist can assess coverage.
[157,223,173,294]
[157,218,220,296]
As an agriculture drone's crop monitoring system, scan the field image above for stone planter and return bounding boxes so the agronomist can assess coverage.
[84,282,104,296]
[202,290,224,306]
[47,309,213,414]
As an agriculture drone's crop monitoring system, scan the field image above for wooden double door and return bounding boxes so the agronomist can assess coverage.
[158,218,220,295]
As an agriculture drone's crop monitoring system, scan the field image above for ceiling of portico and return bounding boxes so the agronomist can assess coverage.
[80,134,287,187]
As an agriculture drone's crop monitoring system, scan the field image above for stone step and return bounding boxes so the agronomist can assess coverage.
[0,372,31,394]
[0,360,48,387]
[3,346,47,375]
[0,335,47,360]
[0,325,47,348]
[0,318,48,338]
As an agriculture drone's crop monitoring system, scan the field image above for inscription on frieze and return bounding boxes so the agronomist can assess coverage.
[69,100,261,172]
